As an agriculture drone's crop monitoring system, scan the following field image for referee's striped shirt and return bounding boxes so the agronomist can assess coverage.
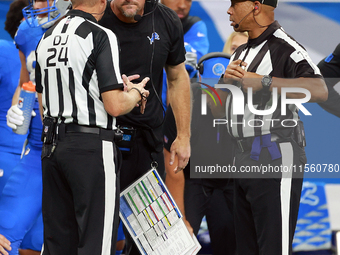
[35,10,124,129]
[226,20,322,138]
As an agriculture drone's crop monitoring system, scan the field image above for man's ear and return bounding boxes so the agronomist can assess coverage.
[253,1,262,14]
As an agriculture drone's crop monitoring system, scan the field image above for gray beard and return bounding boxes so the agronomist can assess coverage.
[122,11,136,18]
[119,7,140,18]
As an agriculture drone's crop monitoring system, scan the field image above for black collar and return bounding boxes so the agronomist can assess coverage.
[247,20,280,47]
[66,9,98,23]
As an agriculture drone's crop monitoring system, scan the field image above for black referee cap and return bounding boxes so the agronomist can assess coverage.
[232,0,278,8]
[250,0,278,8]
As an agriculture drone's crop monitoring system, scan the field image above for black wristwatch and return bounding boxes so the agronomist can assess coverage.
[261,75,272,91]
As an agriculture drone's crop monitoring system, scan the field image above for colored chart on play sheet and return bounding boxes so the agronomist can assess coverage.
[119,169,201,255]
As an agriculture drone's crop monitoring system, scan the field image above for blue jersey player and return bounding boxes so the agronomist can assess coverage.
[0,0,71,254]
[0,40,26,194]
[0,0,28,196]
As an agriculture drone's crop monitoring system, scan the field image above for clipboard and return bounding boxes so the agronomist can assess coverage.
[119,168,201,255]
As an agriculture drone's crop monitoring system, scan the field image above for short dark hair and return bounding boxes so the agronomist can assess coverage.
[4,0,29,39]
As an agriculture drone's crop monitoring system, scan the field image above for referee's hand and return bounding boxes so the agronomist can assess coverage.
[122,74,150,114]
[223,59,247,80]
[123,74,140,91]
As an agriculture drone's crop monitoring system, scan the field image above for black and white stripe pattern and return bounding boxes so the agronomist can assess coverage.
[101,140,116,254]
[36,10,123,129]
[227,21,321,138]
[279,142,293,255]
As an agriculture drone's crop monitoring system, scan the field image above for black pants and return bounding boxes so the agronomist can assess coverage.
[41,131,120,255]
[120,130,165,255]
[233,138,305,255]
[119,130,165,192]
[184,179,236,255]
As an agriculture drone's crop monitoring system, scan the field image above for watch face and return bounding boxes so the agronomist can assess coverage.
[263,77,270,85]
[262,75,271,87]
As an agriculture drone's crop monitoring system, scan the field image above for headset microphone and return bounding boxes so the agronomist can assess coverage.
[133,1,158,22]
[234,6,257,29]
[133,9,156,21]
[134,14,142,21]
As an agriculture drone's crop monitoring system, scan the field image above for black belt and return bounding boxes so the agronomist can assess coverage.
[235,134,280,152]
[235,137,254,152]
[64,124,117,142]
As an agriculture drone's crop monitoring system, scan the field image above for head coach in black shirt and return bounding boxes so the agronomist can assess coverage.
[99,0,191,186]
[99,0,191,254]
[222,0,328,254]
[35,0,150,253]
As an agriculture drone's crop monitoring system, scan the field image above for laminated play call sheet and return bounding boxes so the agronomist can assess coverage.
[119,168,201,255]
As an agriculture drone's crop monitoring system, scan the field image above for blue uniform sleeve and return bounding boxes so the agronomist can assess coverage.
[14,21,27,53]
[15,19,46,57]
[184,20,209,62]
[15,19,47,84]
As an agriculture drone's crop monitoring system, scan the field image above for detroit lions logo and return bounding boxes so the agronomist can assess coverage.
[147,32,160,45]
[212,63,226,76]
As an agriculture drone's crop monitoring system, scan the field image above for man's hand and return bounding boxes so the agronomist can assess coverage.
[223,59,247,79]
[184,219,194,236]
[122,74,150,114]
[122,74,140,91]
[6,105,24,130]
[0,234,11,255]
[224,59,263,93]
[169,136,190,173]
[6,105,36,130]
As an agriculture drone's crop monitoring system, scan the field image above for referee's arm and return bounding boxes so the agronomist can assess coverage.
[267,77,328,102]
[242,74,328,103]
[101,76,150,117]
[225,59,328,103]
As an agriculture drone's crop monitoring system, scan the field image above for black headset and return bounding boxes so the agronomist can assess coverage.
[197,52,231,75]
[149,0,157,6]
[134,0,158,21]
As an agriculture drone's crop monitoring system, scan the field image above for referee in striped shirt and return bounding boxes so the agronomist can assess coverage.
[222,0,328,254]
[35,0,150,253]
